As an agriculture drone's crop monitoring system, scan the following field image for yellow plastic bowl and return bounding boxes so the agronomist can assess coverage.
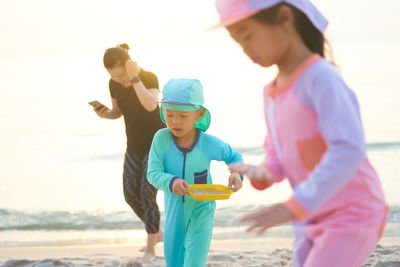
[187,184,233,201]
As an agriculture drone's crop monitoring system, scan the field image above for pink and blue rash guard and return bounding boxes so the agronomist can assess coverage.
[262,54,387,223]
[147,128,243,267]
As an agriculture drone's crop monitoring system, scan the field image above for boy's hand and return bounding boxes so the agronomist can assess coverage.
[227,172,242,192]
[172,178,190,196]
[239,203,294,234]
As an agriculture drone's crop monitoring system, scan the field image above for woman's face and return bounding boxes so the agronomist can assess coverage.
[107,64,131,87]
[227,17,288,67]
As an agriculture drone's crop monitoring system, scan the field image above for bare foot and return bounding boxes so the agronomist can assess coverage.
[155,229,163,244]
[140,252,156,264]
[139,229,163,253]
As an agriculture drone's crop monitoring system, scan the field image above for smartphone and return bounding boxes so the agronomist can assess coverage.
[88,100,106,111]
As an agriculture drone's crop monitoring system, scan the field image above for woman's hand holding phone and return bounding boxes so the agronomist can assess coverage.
[89,100,109,118]
[94,105,110,118]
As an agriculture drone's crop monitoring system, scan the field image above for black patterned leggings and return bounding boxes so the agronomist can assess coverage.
[123,152,160,234]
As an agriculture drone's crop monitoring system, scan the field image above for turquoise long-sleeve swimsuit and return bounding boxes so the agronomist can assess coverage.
[147,128,243,267]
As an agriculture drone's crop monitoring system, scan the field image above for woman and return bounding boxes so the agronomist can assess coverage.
[93,43,164,263]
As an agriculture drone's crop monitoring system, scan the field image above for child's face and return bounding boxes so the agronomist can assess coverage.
[163,108,205,138]
[227,17,288,68]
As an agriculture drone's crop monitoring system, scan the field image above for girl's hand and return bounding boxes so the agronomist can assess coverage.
[229,163,272,180]
[229,163,273,190]
[124,60,140,81]
[172,178,190,196]
[239,203,294,234]
[227,172,242,192]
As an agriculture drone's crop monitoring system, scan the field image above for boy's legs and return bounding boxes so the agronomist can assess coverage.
[184,204,214,267]
[164,194,186,267]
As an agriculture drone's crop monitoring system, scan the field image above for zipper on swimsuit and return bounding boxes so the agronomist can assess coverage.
[182,150,188,202]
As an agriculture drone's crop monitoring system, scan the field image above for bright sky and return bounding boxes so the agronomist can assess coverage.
[0,0,223,59]
[1,0,400,60]
[1,0,400,212]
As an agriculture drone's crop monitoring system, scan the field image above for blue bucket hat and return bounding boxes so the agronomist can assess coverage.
[160,79,211,132]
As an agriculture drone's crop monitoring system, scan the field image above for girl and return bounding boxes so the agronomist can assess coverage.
[211,0,387,266]
[93,43,164,263]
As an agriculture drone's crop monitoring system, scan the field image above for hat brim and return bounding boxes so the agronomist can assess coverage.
[160,105,211,132]
[207,9,260,31]
[209,0,328,33]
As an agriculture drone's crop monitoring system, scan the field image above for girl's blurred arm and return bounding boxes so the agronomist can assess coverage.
[229,108,285,190]
[261,129,285,182]
[239,203,294,234]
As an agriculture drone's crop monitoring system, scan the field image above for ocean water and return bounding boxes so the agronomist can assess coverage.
[1,43,399,248]
[1,6,400,248]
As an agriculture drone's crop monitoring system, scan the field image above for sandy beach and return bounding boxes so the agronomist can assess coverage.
[0,237,399,267]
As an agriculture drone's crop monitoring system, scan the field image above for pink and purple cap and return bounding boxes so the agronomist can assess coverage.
[211,0,328,33]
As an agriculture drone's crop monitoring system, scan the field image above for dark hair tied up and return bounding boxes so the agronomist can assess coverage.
[103,43,131,69]
[117,43,130,51]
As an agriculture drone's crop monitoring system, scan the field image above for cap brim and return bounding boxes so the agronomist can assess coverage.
[206,9,260,31]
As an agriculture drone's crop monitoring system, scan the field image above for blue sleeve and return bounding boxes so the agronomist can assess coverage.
[147,130,177,193]
[202,133,243,165]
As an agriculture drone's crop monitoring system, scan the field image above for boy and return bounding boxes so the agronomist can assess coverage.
[147,78,243,267]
